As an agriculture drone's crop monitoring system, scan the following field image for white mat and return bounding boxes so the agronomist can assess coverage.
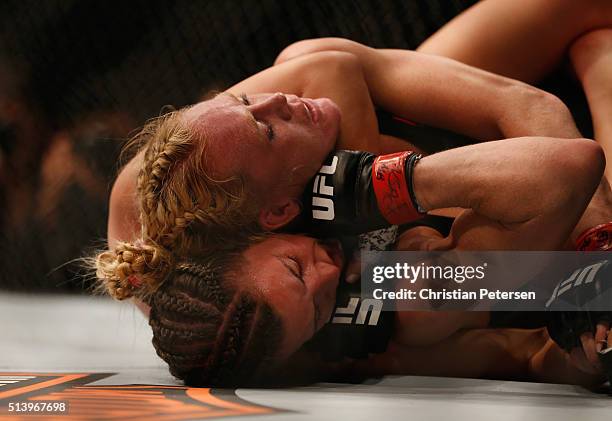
[1,292,610,421]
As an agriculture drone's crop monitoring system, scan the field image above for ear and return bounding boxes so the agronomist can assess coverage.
[259,199,302,230]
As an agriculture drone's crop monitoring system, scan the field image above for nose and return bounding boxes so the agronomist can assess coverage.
[312,261,340,300]
[318,239,344,268]
[249,93,292,120]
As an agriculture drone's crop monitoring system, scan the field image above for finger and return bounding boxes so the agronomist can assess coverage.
[595,322,609,352]
[570,347,599,375]
[579,332,601,369]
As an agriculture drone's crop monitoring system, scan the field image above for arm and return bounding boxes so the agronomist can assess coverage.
[304,137,603,249]
[354,326,604,386]
[414,137,604,250]
[276,38,581,141]
[352,328,548,381]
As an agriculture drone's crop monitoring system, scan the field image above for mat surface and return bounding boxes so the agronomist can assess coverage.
[1,292,610,420]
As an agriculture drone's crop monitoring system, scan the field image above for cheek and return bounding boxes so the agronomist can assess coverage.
[281,131,328,166]
[308,264,340,316]
[277,295,315,356]
[205,140,242,179]
[317,100,342,133]
[322,279,339,318]
[245,159,286,194]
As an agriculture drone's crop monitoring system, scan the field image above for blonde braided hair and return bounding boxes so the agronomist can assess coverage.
[95,107,263,300]
[96,240,172,300]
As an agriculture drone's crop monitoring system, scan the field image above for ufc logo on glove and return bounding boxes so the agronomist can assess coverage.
[311,154,338,221]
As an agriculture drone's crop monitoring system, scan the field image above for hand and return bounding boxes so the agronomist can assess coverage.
[567,322,611,375]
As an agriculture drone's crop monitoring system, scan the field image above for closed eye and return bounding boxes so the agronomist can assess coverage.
[287,256,304,283]
[239,93,275,141]
[265,122,275,141]
[277,255,304,285]
[239,92,251,105]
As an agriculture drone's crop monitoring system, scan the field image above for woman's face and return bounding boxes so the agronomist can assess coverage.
[184,92,341,200]
[239,234,344,360]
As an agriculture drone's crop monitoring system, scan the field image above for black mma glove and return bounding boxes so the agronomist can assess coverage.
[546,225,612,384]
[299,150,425,237]
[304,280,394,361]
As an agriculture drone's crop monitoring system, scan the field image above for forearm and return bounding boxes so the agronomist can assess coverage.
[352,328,542,380]
[277,38,581,140]
[316,137,603,247]
[365,48,580,140]
[412,137,603,247]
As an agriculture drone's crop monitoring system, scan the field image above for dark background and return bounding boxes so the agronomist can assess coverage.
[0,0,589,292]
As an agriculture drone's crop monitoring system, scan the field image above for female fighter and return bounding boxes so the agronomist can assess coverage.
[95,0,612,386]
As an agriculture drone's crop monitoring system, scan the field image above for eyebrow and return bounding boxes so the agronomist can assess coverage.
[222,92,262,137]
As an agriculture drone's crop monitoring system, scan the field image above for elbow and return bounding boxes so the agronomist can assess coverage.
[548,138,604,210]
[275,40,315,65]
[275,37,362,65]
[282,50,364,84]
[573,138,605,188]
[275,38,344,65]
[536,92,576,135]
[566,138,605,188]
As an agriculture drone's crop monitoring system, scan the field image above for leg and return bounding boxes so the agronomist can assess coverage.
[418,0,612,245]
[563,28,612,242]
[418,0,612,84]
[570,29,612,181]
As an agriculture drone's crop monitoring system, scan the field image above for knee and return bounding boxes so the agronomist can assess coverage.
[569,27,612,62]
[538,91,577,133]
[506,85,577,137]
[275,37,361,65]
[524,88,573,122]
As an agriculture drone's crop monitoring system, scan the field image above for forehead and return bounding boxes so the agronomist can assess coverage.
[242,238,300,283]
[243,238,289,274]
[184,93,248,130]
[244,235,306,259]
[182,93,260,177]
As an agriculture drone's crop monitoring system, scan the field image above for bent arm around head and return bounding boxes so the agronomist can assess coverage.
[276,37,580,140]
[413,137,604,250]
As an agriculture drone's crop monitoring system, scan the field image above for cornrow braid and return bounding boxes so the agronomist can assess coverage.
[92,103,283,383]
[149,256,283,387]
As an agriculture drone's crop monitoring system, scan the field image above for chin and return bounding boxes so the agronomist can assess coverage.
[319,98,341,120]
[317,99,342,147]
